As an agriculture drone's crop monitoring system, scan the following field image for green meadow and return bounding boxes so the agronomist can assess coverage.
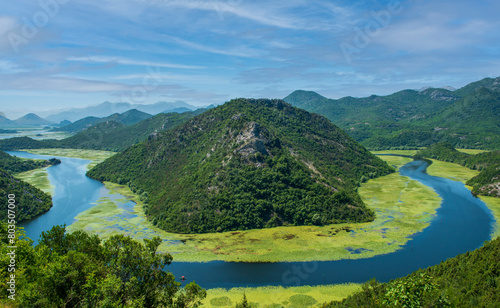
[456,149,490,155]
[22,148,116,169]
[13,148,116,196]
[371,149,420,158]
[15,167,54,195]
[203,284,362,308]
[425,159,480,183]
[479,196,500,239]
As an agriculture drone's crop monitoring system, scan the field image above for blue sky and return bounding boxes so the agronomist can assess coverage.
[1,0,499,118]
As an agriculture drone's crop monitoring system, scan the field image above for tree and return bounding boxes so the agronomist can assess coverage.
[235,293,250,308]
[0,224,206,307]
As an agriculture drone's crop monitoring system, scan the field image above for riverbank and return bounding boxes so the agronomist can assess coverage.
[15,166,54,195]
[67,154,441,263]
[375,150,500,239]
[203,283,361,308]
[14,148,116,195]
[21,148,116,169]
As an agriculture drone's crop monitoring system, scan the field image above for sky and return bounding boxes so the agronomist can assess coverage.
[1,0,500,119]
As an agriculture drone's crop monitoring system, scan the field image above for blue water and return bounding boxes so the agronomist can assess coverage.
[10,152,495,289]
[8,151,107,244]
[167,160,495,288]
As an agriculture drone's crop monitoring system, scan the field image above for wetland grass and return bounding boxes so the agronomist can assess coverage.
[23,148,116,169]
[68,171,441,262]
[425,159,480,183]
[203,283,362,308]
[15,167,53,195]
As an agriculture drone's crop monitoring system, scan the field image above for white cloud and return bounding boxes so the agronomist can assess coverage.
[0,16,18,52]
[67,56,204,69]
[0,60,24,73]
[157,0,304,30]
[0,75,129,92]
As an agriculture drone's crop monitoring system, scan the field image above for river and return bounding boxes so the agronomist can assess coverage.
[8,151,495,289]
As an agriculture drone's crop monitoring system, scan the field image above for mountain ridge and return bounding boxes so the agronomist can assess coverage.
[87,98,394,233]
[284,76,500,149]
[44,100,200,122]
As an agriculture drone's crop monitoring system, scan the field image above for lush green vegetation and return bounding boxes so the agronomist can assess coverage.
[468,164,500,197]
[87,99,393,234]
[204,284,361,307]
[59,111,198,152]
[67,166,441,262]
[0,150,59,173]
[0,112,199,152]
[22,149,116,170]
[284,77,500,150]
[0,225,206,307]
[322,236,500,307]
[52,109,152,133]
[416,143,500,197]
[0,150,59,222]
[0,168,52,223]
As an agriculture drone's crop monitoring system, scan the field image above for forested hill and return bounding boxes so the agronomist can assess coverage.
[59,111,200,151]
[52,109,153,133]
[0,168,53,223]
[0,150,59,222]
[0,111,200,152]
[87,98,394,234]
[0,150,60,173]
[416,143,500,197]
[284,76,500,149]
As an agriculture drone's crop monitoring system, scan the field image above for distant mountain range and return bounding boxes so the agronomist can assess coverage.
[0,109,207,152]
[52,109,153,133]
[0,113,54,127]
[284,76,500,149]
[44,101,200,122]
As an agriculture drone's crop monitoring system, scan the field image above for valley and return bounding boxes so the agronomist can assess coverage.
[2,1,500,305]
[1,76,499,307]
[7,147,498,306]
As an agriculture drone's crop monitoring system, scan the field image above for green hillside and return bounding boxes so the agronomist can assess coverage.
[52,116,101,133]
[284,77,500,150]
[0,111,199,152]
[323,236,500,307]
[416,143,500,197]
[87,99,394,234]
[0,150,59,173]
[467,164,500,197]
[59,112,198,152]
[0,168,53,223]
[52,109,152,133]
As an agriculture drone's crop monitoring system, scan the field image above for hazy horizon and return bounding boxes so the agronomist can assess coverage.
[1,0,500,118]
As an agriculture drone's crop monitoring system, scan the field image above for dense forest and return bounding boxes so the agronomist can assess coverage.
[323,236,500,307]
[0,150,60,173]
[51,109,153,133]
[0,225,206,307]
[87,98,394,234]
[0,111,200,152]
[0,150,58,223]
[416,143,500,197]
[0,168,53,223]
[284,77,500,150]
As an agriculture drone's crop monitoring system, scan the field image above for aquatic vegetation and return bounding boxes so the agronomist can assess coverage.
[204,284,361,308]
[69,167,441,262]
[23,148,116,169]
